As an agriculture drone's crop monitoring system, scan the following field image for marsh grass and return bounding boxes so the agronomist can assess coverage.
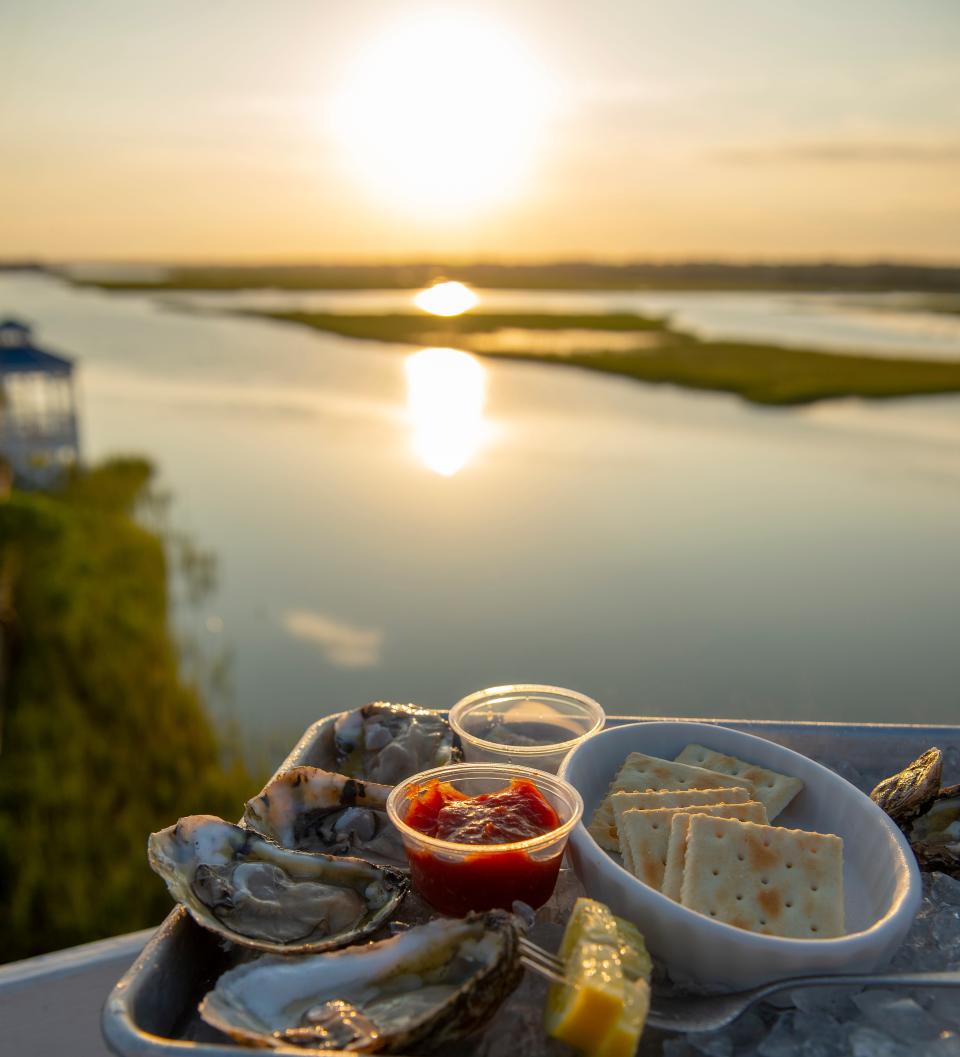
[258,310,960,406]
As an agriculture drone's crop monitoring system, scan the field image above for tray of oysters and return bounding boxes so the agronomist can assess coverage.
[105,703,546,1057]
[102,706,960,1057]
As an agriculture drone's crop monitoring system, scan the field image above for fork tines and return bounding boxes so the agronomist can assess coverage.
[518,938,568,984]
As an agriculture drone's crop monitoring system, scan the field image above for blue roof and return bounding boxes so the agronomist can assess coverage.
[0,319,73,375]
[0,346,74,374]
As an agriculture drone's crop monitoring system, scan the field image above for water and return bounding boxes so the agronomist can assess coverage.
[2,273,959,757]
[171,287,960,362]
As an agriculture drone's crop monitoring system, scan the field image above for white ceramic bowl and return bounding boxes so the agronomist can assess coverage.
[559,721,921,990]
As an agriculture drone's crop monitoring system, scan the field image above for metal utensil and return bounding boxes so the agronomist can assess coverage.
[518,939,960,1034]
[518,937,568,984]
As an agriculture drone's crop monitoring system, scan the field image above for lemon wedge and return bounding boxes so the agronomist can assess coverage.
[591,977,651,1057]
[613,915,653,982]
[544,938,625,1049]
[544,898,651,1056]
[559,897,623,959]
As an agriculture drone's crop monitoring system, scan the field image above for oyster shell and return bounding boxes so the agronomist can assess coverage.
[334,702,463,785]
[148,815,406,953]
[870,748,943,826]
[199,910,523,1053]
[908,784,960,876]
[244,766,407,869]
[871,750,959,878]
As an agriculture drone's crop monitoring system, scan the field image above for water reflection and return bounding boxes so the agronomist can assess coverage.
[282,608,383,669]
[413,281,478,317]
[404,347,488,476]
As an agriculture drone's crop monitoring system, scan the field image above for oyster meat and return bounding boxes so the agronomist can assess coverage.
[244,766,407,869]
[871,749,960,878]
[200,911,523,1053]
[334,702,463,785]
[148,815,406,953]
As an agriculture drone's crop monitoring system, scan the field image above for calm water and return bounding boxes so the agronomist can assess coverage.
[172,287,960,361]
[3,273,959,760]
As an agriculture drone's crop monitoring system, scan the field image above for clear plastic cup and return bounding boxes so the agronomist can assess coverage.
[449,684,605,774]
[386,763,583,916]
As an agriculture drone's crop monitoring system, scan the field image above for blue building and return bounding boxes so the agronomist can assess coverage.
[0,319,79,487]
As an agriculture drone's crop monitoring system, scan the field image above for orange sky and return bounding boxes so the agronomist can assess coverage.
[3,1,960,262]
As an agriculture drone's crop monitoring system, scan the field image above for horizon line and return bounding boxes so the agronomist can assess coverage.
[6,256,960,271]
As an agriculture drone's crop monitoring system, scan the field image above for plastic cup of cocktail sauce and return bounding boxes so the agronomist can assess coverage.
[386,763,584,916]
[449,684,605,774]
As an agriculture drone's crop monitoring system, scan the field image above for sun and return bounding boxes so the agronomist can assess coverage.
[331,13,550,217]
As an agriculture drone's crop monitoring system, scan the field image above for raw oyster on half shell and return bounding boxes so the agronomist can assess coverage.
[199,911,523,1053]
[244,766,406,869]
[148,815,406,953]
[334,702,463,785]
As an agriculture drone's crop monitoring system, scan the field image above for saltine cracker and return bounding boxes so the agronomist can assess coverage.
[609,788,752,870]
[588,753,756,851]
[679,814,844,938]
[618,800,768,890]
[674,745,803,820]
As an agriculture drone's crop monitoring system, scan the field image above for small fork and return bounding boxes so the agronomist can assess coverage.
[518,939,960,1034]
[518,937,569,985]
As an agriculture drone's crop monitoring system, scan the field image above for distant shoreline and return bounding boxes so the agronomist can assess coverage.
[27,260,960,294]
[11,263,959,405]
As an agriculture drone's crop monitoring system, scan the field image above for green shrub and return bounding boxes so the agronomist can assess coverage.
[0,459,255,961]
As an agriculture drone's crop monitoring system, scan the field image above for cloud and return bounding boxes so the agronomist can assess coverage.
[282,609,383,669]
[714,141,960,165]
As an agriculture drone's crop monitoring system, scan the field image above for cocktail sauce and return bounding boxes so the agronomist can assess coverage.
[402,778,563,915]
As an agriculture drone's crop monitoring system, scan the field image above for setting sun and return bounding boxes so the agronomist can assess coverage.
[331,13,550,218]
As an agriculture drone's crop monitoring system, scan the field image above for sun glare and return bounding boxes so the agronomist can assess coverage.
[332,14,550,217]
[405,347,488,476]
[413,281,479,316]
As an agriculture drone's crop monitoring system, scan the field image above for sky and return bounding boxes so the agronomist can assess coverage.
[3,0,960,262]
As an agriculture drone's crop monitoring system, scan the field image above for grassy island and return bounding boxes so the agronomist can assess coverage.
[256,310,960,407]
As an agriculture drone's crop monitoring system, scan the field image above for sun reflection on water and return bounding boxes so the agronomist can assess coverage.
[404,347,488,476]
[413,281,479,317]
